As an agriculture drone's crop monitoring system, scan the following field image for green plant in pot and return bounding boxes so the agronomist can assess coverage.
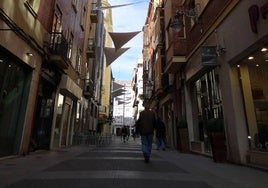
[207,118,226,162]
[176,119,189,152]
[177,119,187,129]
[206,118,224,134]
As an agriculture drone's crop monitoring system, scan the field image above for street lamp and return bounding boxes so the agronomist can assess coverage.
[143,80,154,107]
[170,5,199,32]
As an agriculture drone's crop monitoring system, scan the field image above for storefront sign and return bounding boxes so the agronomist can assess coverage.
[248,2,268,33]
[200,46,218,66]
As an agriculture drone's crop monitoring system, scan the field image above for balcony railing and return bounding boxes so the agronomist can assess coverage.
[49,32,69,69]
[83,79,94,99]
[90,3,98,23]
[86,38,95,58]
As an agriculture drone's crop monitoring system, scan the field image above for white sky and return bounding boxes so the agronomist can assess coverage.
[107,0,149,81]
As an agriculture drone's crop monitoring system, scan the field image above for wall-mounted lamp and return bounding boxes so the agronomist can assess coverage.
[170,15,184,32]
[26,52,33,57]
[146,80,154,90]
[170,5,199,32]
[144,80,154,102]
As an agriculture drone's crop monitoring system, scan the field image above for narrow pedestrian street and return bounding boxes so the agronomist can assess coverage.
[0,136,268,188]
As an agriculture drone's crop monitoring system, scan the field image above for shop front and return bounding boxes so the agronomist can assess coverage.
[183,0,268,166]
[0,46,32,157]
[214,0,268,166]
[185,64,224,157]
[31,68,60,151]
[235,41,268,166]
[50,75,82,149]
[159,93,176,149]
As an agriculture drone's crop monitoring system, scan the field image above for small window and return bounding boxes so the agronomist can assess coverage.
[24,0,40,18]
[195,0,210,15]
[80,5,86,31]
[76,48,82,74]
[72,0,78,13]
[66,30,74,61]
[190,0,210,27]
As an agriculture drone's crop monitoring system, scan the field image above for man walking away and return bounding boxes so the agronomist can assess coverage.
[136,105,156,163]
[155,116,166,150]
[121,126,128,143]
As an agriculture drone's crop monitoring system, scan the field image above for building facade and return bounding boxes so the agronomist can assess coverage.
[98,0,113,135]
[0,0,105,157]
[132,58,144,122]
[143,0,177,147]
[144,0,268,168]
[0,0,51,156]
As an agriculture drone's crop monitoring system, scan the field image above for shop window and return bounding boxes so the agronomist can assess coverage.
[248,63,268,151]
[74,101,82,135]
[0,51,29,156]
[193,69,223,152]
[52,94,64,148]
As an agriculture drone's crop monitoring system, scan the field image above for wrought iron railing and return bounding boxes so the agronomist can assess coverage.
[83,79,95,98]
[87,38,95,51]
[50,32,68,62]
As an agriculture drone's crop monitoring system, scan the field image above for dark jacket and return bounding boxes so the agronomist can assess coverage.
[121,126,128,136]
[136,108,156,135]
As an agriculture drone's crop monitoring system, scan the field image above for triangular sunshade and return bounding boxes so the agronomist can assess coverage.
[109,31,141,50]
[112,88,126,98]
[104,47,130,66]
[96,2,143,10]
[113,82,124,91]
[118,100,131,105]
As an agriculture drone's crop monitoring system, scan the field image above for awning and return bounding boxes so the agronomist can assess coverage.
[108,31,141,50]
[104,47,130,66]
[113,82,124,90]
[96,2,143,10]
[112,88,126,98]
[118,100,131,105]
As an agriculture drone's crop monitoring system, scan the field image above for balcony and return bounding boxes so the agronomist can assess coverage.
[154,57,163,88]
[83,79,94,99]
[98,106,108,123]
[164,38,187,73]
[86,38,95,58]
[90,3,98,23]
[154,8,165,50]
[99,105,107,113]
[49,32,69,70]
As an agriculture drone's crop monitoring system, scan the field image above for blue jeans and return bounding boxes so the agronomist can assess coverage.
[141,134,154,155]
[157,137,166,149]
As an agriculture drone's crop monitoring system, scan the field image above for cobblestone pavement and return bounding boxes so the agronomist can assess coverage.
[0,136,268,188]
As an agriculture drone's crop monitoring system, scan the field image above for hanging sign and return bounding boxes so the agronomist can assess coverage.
[200,46,218,66]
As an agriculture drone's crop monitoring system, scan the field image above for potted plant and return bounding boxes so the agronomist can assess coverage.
[207,118,224,133]
[176,119,190,153]
[177,119,188,129]
[206,118,226,162]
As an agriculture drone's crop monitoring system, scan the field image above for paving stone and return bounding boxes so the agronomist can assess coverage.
[44,158,187,173]
[8,179,212,188]
[2,137,268,188]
